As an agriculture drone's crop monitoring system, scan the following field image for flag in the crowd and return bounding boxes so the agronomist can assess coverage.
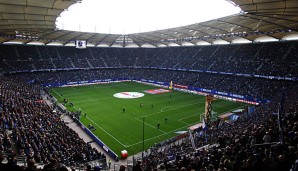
[27,79,35,84]
[188,130,196,150]
[217,120,223,128]
[202,118,207,130]
[278,93,285,145]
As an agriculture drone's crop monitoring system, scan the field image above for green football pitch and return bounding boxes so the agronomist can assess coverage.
[50,81,245,156]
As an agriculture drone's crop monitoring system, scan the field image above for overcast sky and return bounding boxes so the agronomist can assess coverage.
[56,0,241,34]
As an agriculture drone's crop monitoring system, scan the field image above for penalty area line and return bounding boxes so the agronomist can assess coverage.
[134,118,166,134]
[136,101,204,120]
[178,113,199,124]
[125,123,193,148]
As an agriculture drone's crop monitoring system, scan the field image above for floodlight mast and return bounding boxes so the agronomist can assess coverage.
[142,117,145,162]
[205,94,214,125]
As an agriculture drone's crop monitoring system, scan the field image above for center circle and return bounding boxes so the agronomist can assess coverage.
[113,92,145,99]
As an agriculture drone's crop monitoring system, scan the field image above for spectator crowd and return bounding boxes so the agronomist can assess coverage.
[0,77,106,170]
[0,41,297,170]
[0,40,297,77]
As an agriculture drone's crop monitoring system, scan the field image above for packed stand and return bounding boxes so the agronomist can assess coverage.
[0,76,106,170]
[0,41,297,77]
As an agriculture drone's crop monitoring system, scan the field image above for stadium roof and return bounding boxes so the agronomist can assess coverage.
[0,0,297,47]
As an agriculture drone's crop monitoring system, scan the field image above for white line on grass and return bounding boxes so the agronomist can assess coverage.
[53,87,115,103]
[51,89,63,98]
[52,88,85,99]
[136,102,228,120]
[160,107,169,112]
[134,118,166,134]
[126,123,192,148]
[136,102,204,119]
[178,113,199,124]
[75,96,115,104]
[86,116,127,147]
[52,88,83,97]
[72,106,127,147]
[178,113,198,122]
[53,92,127,148]
[178,120,189,125]
[137,101,237,120]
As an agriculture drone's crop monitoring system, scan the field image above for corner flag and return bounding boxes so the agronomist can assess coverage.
[169,81,173,90]
[169,81,173,89]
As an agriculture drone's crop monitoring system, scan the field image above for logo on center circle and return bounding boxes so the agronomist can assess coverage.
[113,92,145,99]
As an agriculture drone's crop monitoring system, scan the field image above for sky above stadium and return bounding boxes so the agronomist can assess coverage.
[56,0,241,34]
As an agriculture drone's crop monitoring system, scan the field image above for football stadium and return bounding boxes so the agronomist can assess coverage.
[0,0,297,171]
